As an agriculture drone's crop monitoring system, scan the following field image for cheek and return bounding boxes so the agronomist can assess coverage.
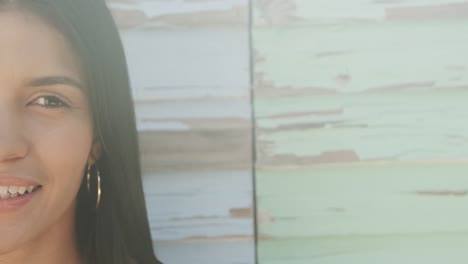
[27,113,93,202]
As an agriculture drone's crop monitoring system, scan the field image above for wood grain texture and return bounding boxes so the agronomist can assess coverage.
[108,0,248,29]
[123,28,253,170]
[254,17,468,167]
[256,91,468,166]
[155,240,254,264]
[253,0,468,263]
[145,170,253,241]
[257,163,468,238]
[253,0,468,26]
[107,0,255,263]
[258,233,468,264]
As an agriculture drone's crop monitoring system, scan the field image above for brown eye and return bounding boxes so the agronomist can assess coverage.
[30,95,70,109]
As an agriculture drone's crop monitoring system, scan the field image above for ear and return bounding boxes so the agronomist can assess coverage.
[87,141,102,166]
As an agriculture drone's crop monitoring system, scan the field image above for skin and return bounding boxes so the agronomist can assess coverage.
[0,9,99,264]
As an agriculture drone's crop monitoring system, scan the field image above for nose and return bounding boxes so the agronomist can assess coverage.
[0,107,28,162]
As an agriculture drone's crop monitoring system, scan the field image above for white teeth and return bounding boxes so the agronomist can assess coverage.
[18,187,26,195]
[8,186,18,194]
[0,185,39,199]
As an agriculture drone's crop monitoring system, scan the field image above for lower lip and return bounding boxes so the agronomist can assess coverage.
[0,188,41,213]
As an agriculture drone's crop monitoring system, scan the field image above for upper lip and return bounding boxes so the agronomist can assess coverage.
[0,174,40,186]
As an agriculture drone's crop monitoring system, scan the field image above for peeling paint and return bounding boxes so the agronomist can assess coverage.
[254,1,468,263]
[413,190,468,196]
[386,3,468,20]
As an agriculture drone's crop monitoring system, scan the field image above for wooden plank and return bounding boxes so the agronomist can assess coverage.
[124,26,254,246]
[253,1,468,263]
[144,170,253,241]
[255,91,468,166]
[108,0,248,29]
[106,1,254,263]
[253,0,468,26]
[121,28,252,170]
[139,129,251,170]
[254,22,468,94]
[121,29,250,100]
[253,3,468,167]
[155,240,254,264]
[257,163,468,238]
[258,234,468,264]
[120,24,254,169]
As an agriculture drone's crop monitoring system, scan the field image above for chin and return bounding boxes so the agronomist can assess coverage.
[0,224,39,255]
[0,239,24,255]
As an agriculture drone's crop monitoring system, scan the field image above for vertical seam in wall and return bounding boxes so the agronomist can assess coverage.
[247,0,259,263]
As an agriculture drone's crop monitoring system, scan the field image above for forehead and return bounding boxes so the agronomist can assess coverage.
[0,9,82,83]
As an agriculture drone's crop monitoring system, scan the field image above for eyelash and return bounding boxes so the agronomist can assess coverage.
[29,95,71,109]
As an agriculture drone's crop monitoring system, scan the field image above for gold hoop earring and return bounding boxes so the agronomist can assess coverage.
[96,169,101,209]
[87,164,91,191]
[87,164,102,208]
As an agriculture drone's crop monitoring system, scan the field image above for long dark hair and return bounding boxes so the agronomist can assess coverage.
[1,0,162,263]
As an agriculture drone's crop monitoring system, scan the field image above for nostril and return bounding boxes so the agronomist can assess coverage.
[0,141,28,162]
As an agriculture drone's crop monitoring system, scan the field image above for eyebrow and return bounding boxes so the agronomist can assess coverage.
[26,76,84,91]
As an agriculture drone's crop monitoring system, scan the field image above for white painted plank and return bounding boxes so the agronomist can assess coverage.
[144,170,253,240]
[121,29,250,102]
[155,240,255,264]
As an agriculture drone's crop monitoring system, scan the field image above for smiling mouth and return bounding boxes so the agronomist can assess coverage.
[0,185,42,199]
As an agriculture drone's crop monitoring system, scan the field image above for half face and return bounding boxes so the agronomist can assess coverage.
[0,9,94,253]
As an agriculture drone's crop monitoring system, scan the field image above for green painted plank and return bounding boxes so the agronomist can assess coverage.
[254,0,468,26]
[258,233,468,264]
[255,91,468,163]
[257,163,468,237]
[254,1,468,263]
[254,21,468,92]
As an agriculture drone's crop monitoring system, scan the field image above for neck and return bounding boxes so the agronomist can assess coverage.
[0,204,81,264]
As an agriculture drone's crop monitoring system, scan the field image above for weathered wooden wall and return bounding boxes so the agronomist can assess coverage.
[253,0,468,263]
[108,0,468,263]
[107,1,254,263]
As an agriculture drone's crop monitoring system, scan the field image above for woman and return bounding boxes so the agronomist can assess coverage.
[0,0,162,263]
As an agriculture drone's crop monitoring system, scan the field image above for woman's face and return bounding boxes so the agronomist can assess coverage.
[0,9,95,253]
